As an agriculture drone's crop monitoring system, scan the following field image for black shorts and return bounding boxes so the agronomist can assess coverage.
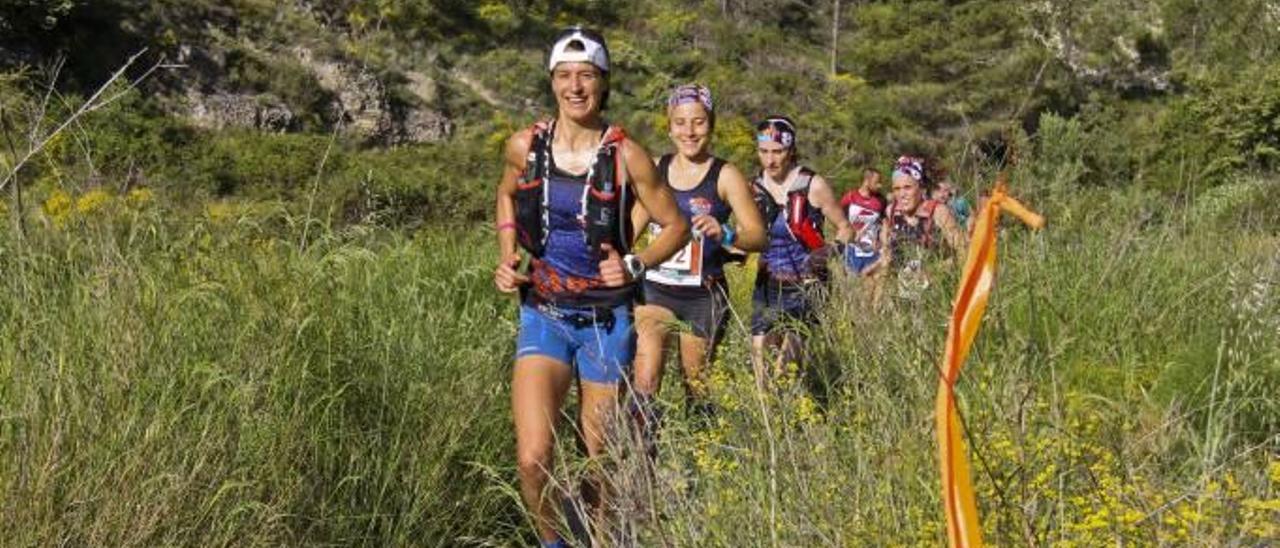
[642,279,729,341]
[750,279,820,336]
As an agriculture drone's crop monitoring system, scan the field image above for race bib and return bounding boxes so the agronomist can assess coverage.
[848,204,881,257]
[645,223,704,287]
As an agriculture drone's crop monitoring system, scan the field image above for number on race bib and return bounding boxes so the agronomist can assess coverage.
[646,223,704,286]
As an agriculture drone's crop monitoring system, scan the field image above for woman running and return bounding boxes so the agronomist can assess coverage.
[630,84,766,437]
[874,155,967,300]
[492,27,689,548]
[749,116,852,388]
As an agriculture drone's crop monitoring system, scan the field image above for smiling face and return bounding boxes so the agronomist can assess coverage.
[892,172,925,213]
[668,102,712,160]
[550,62,606,124]
[757,141,793,181]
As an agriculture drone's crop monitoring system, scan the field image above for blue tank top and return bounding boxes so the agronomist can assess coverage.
[645,155,731,288]
[758,169,824,282]
[529,165,633,307]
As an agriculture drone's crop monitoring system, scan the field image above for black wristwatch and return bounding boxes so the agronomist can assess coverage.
[623,254,646,279]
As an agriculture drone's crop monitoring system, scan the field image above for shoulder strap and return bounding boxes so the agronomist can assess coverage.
[752,174,780,222]
[514,120,554,258]
[583,124,633,257]
[918,199,939,218]
[787,166,816,194]
[919,199,940,246]
[703,157,726,191]
[522,120,553,182]
[601,125,627,148]
[657,153,674,182]
[781,167,825,251]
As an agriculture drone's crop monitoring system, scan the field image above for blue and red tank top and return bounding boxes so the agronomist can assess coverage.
[644,154,731,288]
[757,167,825,282]
[528,158,635,307]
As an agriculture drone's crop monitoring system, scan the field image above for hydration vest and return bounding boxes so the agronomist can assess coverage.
[888,198,941,249]
[753,167,826,251]
[514,120,632,259]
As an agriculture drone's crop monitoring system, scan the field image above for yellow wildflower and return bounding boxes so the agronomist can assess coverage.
[75,188,112,215]
[43,189,72,225]
[125,187,154,207]
[206,201,236,223]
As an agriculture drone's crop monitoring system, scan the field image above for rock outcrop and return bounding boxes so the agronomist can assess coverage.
[176,43,451,144]
[184,89,296,133]
[290,46,452,145]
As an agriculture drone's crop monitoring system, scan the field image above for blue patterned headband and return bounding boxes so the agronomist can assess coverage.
[756,117,796,148]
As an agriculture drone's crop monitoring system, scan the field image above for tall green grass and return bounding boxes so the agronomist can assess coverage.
[0,180,1276,545]
[0,205,519,545]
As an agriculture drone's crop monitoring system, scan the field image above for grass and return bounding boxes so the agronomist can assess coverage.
[0,180,1277,546]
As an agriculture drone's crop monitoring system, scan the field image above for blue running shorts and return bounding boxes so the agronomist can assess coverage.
[844,251,880,275]
[516,302,635,384]
[750,280,818,336]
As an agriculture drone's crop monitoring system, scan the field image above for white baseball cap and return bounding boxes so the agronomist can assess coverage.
[547,27,609,72]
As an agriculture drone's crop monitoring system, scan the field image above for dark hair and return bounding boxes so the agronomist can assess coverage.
[862,167,882,179]
[755,115,797,134]
[547,27,611,110]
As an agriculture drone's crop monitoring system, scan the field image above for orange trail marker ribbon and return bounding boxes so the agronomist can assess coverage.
[936,178,1043,548]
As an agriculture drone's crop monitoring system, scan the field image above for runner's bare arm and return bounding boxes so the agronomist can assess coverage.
[494,130,533,293]
[717,163,766,252]
[623,140,689,266]
[630,196,652,245]
[809,175,853,244]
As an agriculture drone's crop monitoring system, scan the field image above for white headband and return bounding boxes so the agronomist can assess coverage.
[547,30,609,72]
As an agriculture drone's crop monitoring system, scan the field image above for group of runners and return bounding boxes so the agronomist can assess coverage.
[492,27,968,547]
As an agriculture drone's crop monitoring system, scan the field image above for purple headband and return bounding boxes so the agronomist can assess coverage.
[892,155,925,183]
[667,84,713,113]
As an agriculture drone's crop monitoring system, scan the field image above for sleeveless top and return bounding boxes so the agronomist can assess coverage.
[888,199,942,273]
[758,168,825,282]
[528,157,635,307]
[645,154,731,288]
[842,189,887,258]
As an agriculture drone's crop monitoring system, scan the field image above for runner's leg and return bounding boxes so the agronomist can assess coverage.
[632,304,675,396]
[579,379,620,541]
[512,356,575,543]
[677,333,712,400]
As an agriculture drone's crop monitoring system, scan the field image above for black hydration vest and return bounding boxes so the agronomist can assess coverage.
[514,120,633,259]
[753,167,826,251]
